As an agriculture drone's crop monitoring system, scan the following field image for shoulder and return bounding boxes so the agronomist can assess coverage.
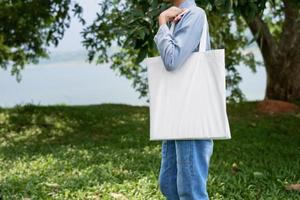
[173,6,207,34]
[187,6,206,18]
[190,6,206,15]
[179,6,206,24]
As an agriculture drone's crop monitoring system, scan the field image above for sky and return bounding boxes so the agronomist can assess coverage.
[0,0,266,108]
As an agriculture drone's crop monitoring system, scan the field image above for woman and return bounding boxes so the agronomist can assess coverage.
[153,0,214,199]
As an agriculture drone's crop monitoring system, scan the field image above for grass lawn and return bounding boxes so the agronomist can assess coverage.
[0,101,299,199]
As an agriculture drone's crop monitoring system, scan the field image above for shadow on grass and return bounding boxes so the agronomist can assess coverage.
[0,103,162,197]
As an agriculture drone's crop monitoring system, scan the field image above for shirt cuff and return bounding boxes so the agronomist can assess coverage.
[154,23,171,46]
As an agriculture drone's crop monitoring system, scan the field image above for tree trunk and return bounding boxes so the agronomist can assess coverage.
[265,61,300,101]
[243,0,300,102]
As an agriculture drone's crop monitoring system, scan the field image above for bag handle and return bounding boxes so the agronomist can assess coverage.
[170,10,208,53]
[198,14,208,52]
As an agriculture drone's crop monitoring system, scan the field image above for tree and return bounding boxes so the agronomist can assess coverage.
[0,0,84,81]
[235,0,300,101]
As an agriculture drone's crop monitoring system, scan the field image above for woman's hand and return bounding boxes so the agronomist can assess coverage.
[158,6,187,25]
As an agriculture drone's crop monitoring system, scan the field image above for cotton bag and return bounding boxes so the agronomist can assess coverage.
[145,12,231,140]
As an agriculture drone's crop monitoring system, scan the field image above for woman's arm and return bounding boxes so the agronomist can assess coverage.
[154,8,206,71]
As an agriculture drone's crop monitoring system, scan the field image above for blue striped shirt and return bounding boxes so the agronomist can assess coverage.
[153,0,211,71]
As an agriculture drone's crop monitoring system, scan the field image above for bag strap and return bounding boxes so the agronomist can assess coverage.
[198,14,208,52]
[170,10,208,53]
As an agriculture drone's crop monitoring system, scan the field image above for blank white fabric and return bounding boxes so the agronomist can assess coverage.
[145,14,231,140]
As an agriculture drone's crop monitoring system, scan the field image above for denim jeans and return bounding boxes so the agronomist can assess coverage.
[158,139,214,200]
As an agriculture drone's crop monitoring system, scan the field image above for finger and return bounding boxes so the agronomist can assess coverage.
[173,15,182,23]
[175,9,188,20]
[180,8,190,15]
[174,15,181,21]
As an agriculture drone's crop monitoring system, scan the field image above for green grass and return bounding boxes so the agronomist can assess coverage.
[0,101,299,199]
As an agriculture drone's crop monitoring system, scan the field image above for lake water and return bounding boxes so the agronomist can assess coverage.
[0,49,265,108]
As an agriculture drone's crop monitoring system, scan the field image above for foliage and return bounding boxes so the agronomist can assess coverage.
[0,0,84,81]
[80,0,273,103]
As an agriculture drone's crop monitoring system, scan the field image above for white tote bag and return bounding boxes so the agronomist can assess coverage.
[145,13,231,141]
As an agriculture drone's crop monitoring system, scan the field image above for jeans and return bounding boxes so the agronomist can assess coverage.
[158,139,214,200]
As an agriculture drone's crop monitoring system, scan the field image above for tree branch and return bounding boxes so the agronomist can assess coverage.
[243,15,278,70]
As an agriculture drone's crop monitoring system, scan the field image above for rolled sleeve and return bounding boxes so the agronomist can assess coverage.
[153,23,176,71]
[154,23,171,46]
